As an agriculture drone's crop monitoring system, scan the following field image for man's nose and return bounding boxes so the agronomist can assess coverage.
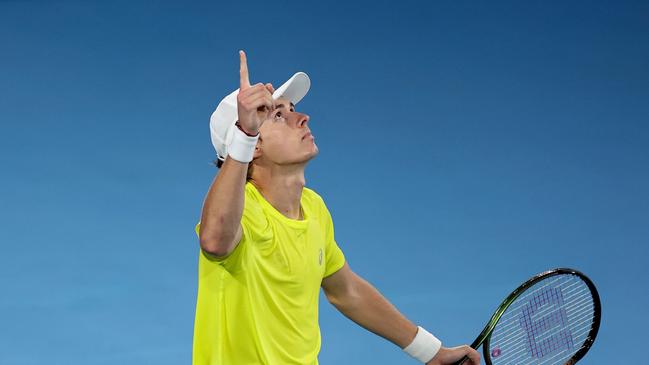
[295,113,309,128]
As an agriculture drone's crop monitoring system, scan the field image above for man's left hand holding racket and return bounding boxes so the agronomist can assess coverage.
[427,345,480,365]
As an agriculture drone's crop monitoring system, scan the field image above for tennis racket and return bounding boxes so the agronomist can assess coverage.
[454,268,601,365]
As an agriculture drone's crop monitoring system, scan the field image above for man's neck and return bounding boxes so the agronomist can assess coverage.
[250,164,306,220]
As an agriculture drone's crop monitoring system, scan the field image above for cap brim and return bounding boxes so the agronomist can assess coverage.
[272,72,310,105]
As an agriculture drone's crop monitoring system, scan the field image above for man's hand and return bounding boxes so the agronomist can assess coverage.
[236,50,275,135]
[426,346,480,365]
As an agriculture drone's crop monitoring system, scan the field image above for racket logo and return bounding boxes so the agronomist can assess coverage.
[518,286,574,358]
[491,347,502,358]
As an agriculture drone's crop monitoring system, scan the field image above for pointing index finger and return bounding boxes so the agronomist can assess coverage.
[239,50,251,89]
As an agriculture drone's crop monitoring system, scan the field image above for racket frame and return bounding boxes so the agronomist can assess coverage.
[469,268,601,365]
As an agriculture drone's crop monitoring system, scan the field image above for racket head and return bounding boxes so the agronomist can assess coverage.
[482,268,601,365]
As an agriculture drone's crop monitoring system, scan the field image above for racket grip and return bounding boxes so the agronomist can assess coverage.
[452,355,469,365]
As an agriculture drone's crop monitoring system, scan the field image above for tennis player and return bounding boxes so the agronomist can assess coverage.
[193,50,480,365]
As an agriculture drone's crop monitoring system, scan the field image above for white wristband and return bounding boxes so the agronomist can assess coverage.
[403,326,442,363]
[227,127,259,163]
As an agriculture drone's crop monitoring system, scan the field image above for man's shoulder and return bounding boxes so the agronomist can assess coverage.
[244,181,265,205]
[302,186,326,205]
[242,182,267,219]
[303,186,333,221]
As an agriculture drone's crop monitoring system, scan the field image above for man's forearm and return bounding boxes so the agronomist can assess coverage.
[330,274,418,349]
[199,158,248,255]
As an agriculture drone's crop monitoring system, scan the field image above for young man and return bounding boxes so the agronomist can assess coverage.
[193,51,480,365]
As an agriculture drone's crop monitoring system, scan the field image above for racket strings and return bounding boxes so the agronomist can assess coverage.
[492,276,588,340]
[491,283,593,362]
[491,281,591,349]
[494,298,593,352]
[498,275,581,323]
[490,279,593,364]
[487,274,596,365]
[493,283,593,346]
[492,308,594,365]
[491,302,594,363]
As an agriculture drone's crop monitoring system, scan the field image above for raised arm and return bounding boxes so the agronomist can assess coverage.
[199,51,274,257]
[199,158,248,257]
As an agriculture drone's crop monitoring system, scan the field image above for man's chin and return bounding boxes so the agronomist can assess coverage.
[297,148,319,164]
[301,149,318,164]
[309,145,319,159]
[279,149,318,167]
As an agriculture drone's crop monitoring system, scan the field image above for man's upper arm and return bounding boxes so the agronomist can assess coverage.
[321,262,359,306]
[196,222,244,261]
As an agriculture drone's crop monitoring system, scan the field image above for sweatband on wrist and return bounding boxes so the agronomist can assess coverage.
[235,121,259,137]
[403,326,442,363]
[227,127,259,163]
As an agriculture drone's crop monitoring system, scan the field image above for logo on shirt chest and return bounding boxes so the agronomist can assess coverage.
[318,248,323,266]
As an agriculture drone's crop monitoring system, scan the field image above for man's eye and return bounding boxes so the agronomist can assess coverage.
[274,111,283,120]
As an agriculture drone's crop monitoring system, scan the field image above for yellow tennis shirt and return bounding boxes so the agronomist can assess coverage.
[193,182,346,365]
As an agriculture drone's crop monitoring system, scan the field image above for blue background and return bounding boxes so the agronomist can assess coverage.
[1,0,647,364]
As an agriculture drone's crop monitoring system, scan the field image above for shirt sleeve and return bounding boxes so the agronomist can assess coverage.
[319,198,346,278]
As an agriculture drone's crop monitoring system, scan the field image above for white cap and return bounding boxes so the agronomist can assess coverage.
[210,72,311,162]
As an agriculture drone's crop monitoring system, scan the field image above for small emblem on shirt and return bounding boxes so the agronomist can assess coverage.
[318,248,323,266]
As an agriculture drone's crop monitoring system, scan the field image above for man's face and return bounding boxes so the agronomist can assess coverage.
[256,98,318,166]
